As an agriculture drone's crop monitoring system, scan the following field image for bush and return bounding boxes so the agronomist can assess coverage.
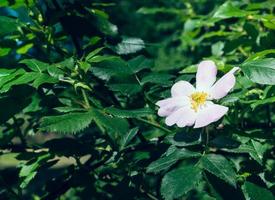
[0,0,274,199]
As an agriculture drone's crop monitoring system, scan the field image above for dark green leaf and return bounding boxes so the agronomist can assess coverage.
[40,112,94,134]
[200,154,237,187]
[242,182,274,200]
[161,165,202,200]
[147,147,201,173]
[105,107,153,118]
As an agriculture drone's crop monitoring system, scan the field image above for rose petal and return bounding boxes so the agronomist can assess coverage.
[165,107,186,126]
[176,106,196,127]
[194,103,228,128]
[157,97,189,117]
[209,67,239,100]
[171,81,195,97]
[196,60,217,91]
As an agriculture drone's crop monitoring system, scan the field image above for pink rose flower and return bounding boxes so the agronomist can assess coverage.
[156,60,239,128]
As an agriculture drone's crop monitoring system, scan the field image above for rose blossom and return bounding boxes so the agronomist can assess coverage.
[156,60,239,128]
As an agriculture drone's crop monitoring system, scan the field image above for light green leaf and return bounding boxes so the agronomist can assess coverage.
[19,153,52,188]
[200,154,237,187]
[115,37,145,55]
[241,58,275,85]
[20,59,49,73]
[32,74,58,88]
[86,47,105,61]
[213,2,250,19]
[161,166,202,200]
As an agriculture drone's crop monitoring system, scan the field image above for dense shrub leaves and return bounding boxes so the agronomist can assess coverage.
[0,0,274,199]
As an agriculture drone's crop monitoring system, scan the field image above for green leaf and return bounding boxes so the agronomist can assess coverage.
[16,43,33,54]
[147,147,201,173]
[19,153,53,188]
[32,74,58,88]
[120,127,139,149]
[166,131,202,147]
[200,154,237,187]
[0,16,20,36]
[128,55,153,73]
[0,72,37,93]
[161,165,202,200]
[251,96,275,109]
[20,59,49,72]
[224,142,267,165]
[115,37,145,55]
[241,58,275,85]
[213,2,250,19]
[141,73,174,85]
[89,109,129,134]
[108,83,142,95]
[86,47,105,61]
[105,107,153,118]
[40,112,94,134]
[91,57,132,80]
[242,182,274,200]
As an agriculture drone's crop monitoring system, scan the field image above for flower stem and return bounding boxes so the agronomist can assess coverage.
[203,127,210,153]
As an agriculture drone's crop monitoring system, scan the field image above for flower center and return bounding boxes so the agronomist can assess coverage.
[190,92,208,112]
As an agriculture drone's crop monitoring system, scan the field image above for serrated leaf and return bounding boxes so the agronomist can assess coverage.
[161,165,202,200]
[105,107,153,118]
[89,109,129,134]
[242,182,274,200]
[147,147,201,173]
[91,57,132,80]
[200,154,237,187]
[115,37,145,55]
[241,58,275,85]
[40,112,94,134]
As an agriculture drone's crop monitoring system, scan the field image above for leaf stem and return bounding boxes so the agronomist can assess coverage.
[81,89,91,109]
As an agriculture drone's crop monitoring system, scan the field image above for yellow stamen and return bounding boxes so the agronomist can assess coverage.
[190,92,208,112]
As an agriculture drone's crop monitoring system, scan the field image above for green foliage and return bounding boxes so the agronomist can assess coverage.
[0,0,274,199]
